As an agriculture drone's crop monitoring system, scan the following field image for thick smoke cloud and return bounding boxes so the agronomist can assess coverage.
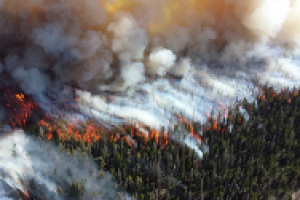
[0,130,132,200]
[0,0,299,97]
[0,1,300,197]
[0,0,299,132]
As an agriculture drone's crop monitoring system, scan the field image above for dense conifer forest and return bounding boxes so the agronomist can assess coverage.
[24,83,300,200]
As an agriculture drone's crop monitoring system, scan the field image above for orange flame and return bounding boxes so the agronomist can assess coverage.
[220,103,228,120]
[204,114,225,133]
[24,189,30,200]
[161,131,169,149]
[3,88,175,151]
[123,135,132,146]
[205,113,211,120]
[259,94,265,101]
[194,134,201,142]
[5,91,37,128]
[293,90,298,97]
[175,115,203,143]
[15,93,24,101]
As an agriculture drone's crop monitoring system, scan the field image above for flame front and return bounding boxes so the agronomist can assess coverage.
[4,90,38,129]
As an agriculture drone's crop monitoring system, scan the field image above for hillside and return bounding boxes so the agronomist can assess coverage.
[14,82,300,200]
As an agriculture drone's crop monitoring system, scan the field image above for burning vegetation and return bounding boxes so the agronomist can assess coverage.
[2,81,300,199]
[0,83,42,129]
[1,0,300,199]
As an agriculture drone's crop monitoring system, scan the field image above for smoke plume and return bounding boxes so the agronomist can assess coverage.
[1,0,300,197]
[0,0,299,96]
[0,130,132,200]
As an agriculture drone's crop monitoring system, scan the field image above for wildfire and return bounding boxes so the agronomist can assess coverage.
[161,131,169,149]
[150,129,159,144]
[123,135,132,146]
[2,85,218,153]
[259,93,266,101]
[220,103,228,120]
[175,115,203,143]
[15,93,25,101]
[1,85,108,146]
[249,106,252,111]
[203,113,226,133]
[4,90,38,128]
[257,87,299,104]
[205,113,211,120]
[38,119,103,144]
[293,89,299,97]
[1,87,191,154]
[129,122,169,149]
[24,189,30,200]
[37,115,172,150]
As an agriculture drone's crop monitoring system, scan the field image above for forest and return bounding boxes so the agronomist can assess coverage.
[22,82,300,200]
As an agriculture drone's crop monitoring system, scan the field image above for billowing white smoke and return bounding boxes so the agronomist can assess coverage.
[11,67,51,94]
[107,12,148,63]
[0,0,299,152]
[147,48,176,76]
[0,129,132,200]
[120,62,145,89]
[225,0,300,42]
[0,0,298,97]
[1,0,300,197]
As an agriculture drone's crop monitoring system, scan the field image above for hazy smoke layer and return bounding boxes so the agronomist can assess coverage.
[0,0,299,155]
[0,0,299,94]
[0,130,132,200]
[0,1,300,198]
[0,0,298,118]
[0,180,15,200]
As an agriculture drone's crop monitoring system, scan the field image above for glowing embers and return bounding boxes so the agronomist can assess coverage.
[38,118,171,150]
[15,93,24,102]
[220,103,228,120]
[175,114,202,142]
[24,189,30,200]
[2,84,79,131]
[4,89,38,128]
[38,119,101,144]
[136,123,169,149]
[258,86,299,104]
[204,113,227,132]
[123,124,169,149]
[38,118,132,146]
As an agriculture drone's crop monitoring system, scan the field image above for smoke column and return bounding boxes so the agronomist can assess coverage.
[0,0,299,124]
[0,0,299,123]
[0,129,132,199]
[0,0,300,198]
